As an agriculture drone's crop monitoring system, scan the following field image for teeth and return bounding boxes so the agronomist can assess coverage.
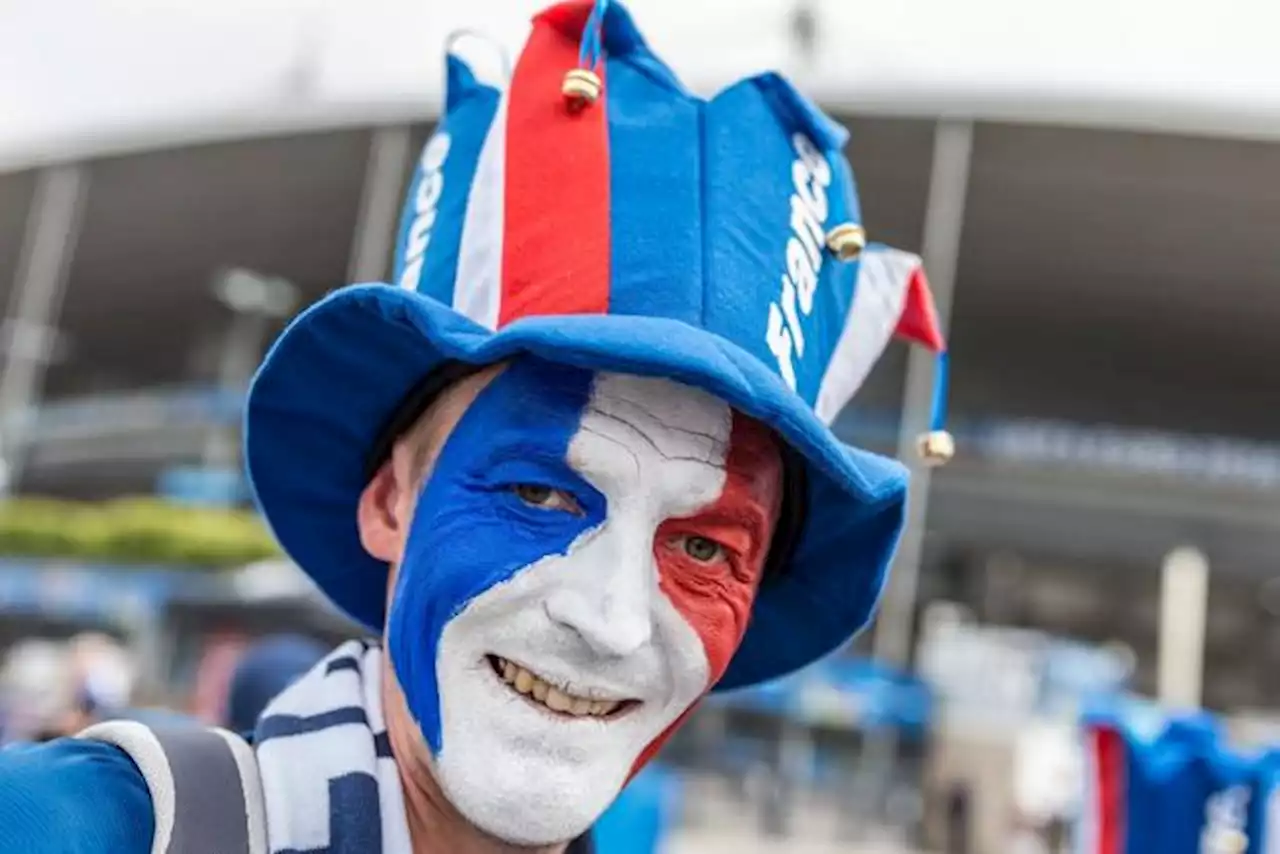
[514,668,534,694]
[492,657,624,718]
[545,687,572,712]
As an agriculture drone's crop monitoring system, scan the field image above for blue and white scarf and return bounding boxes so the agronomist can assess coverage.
[254,640,413,854]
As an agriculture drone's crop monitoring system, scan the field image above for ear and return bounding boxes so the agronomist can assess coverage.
[357,459,409,563]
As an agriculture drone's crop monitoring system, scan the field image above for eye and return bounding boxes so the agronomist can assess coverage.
[511,483,581,514]
[681,535,726,564]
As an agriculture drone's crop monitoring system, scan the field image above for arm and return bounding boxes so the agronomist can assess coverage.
[0,738,155,854]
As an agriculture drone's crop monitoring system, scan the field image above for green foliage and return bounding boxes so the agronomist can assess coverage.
[0,498,282,569]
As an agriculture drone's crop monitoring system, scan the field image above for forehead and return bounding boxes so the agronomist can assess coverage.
[579,373,730,466]
[568,372,732,513]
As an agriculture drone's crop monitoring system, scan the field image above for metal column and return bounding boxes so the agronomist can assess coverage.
[0,164,89,496]
[873,118,974,667]
[850,119,973,834]
[1157,546,1209,709]
[201,269,298,471]
[347,125,414,284]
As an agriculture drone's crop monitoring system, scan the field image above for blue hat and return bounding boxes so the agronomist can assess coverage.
[245,0,950,691]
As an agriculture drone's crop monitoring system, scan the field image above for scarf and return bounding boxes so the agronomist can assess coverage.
[254,640,413,854]
[251,640,596,854]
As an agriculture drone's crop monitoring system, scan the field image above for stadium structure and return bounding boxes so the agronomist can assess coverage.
[2,0,1280,713]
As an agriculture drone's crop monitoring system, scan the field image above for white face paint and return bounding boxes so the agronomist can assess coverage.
[431,373,731,845]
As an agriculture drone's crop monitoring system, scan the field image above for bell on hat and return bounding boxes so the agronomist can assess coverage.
[826,223,866,262]
[562,68,603,109]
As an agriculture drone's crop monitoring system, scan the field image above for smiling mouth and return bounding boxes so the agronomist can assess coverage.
[486,655,640,720]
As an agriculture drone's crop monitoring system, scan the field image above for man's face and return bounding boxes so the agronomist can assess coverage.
[384,358,783,845]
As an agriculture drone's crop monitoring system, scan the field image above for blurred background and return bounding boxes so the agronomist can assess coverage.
[2,0,1279,852]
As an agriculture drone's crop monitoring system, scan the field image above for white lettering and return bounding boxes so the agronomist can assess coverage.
[1201,786,1249,854]
[766,304,796,390]
[787,239,817,314]
[422,132,451,172]
[779,275,805,357]
[405,209,437,262]
[398,257,423,291]
[792,160,828,223]
[790,195,824,273]
[792,132,831,186]
[415,171,444,215]
[399,132,452,290]
[766,133,836,385]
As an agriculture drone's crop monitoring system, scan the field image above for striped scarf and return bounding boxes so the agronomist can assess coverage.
[254,640,412,854]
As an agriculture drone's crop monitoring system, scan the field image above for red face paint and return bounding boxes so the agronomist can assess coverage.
[632,413,784,773]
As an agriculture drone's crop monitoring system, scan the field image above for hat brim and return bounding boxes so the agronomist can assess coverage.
[245,285,906,691]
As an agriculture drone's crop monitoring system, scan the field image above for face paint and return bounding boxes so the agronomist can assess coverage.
[386,357,782,845]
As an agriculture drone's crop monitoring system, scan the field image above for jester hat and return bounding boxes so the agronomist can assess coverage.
[244,0,950,691]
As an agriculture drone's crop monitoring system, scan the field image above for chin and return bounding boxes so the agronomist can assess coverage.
[427,619,705,845]
[436,750,625,845]
[427,638,666,845]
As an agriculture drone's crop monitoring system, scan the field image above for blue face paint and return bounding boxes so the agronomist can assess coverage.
[386,357,608,753]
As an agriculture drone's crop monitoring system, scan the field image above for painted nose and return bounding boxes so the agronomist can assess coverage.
[544,538,654,658]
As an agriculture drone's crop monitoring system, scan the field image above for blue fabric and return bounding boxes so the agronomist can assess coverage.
[1085,707,1224,854]
[392,55,500,297]
[0,738,152,854]
[387,359,602,751]
[603,47,702,324]
[245,0,906,692]
[700,73,854,404]
[1248,749,1280,853]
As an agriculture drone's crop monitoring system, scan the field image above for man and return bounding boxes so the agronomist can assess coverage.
[0,1,950,851]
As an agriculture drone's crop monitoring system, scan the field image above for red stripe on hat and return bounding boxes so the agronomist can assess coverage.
[1091,725,1127,854]
[895,266,946,352]
[498,5,611,328]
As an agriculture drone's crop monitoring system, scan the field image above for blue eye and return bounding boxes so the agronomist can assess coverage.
[511,483,582,515]
[681,535,725,563]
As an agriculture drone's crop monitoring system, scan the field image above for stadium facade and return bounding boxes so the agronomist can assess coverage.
[3,0,1280,711]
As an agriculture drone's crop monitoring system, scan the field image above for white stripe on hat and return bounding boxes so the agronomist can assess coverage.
[452,89,510,331]
[813,245,921,424]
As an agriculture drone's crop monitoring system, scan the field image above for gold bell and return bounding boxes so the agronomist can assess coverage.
[917,430,955,466]
[561,68,602,111]
[825,223,866,261]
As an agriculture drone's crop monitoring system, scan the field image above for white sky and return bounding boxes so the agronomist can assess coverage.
[2,0,1279,169]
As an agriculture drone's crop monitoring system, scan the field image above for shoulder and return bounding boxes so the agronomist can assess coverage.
[0,737,154,854]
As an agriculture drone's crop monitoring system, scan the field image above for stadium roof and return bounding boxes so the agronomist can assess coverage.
[3,0,1280,171]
